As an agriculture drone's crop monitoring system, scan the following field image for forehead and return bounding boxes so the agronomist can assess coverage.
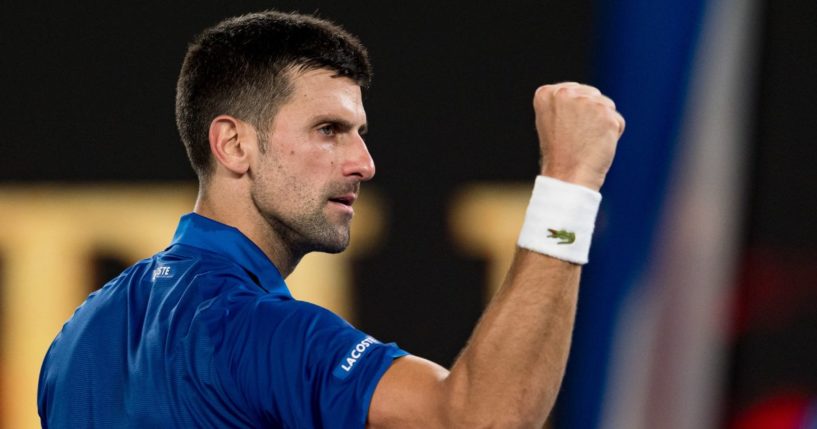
[275,68,366,123]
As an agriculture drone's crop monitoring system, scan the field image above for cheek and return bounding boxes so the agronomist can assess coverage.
[300,146,337,177]
[270,156,329,201]
[262,140,337,196]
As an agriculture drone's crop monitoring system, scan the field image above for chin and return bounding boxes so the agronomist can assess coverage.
[313,240,348,254]
[310,228,350,254]
[318,245,346,255]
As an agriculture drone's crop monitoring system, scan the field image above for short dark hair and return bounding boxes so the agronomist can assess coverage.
[175,10,372,180]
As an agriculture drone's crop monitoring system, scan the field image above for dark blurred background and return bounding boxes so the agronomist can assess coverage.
[2,1,815,428]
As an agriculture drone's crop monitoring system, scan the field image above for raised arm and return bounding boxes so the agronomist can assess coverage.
[367,83,625,429]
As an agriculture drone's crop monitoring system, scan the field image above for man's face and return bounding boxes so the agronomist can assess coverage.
[251,68,374,255]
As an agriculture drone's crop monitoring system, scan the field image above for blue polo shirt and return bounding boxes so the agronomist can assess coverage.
[38,213,408,428]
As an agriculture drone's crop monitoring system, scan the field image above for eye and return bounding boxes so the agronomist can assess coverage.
[317,124,336,136]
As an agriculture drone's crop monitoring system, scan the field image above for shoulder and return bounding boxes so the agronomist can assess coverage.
[69,257,154,312]
[236,298,375,367]
[248,298,353,337]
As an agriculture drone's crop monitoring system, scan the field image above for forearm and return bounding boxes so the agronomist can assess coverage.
[435,83,623,427]
[441,249,580,427]
[367,83,623,429]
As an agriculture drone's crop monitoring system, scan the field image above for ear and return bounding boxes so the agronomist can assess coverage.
[208,115,255,175]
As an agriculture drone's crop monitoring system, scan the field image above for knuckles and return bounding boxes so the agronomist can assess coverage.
[533,83,607,108]
[533,83,623,134]
[532,85,554,108]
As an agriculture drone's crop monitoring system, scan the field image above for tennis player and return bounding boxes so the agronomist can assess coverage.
[38,10,624,428]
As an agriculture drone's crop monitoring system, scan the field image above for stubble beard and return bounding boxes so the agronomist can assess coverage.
[252,182,352,259]
[290,206,351,255]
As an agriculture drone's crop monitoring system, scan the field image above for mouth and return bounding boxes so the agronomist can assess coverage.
[328,193,357,211]
[328,193,356,206]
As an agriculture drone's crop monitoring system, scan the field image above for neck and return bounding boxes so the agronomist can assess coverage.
[193,181,302,278]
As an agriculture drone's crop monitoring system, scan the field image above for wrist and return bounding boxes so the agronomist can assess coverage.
[517,176,602,264]
[539,168,605,192]
[539,169,604,192]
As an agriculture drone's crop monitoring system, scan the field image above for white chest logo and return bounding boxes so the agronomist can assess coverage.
[151,266,173,281]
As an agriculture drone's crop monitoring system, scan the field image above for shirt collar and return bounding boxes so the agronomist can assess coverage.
[169,213,290,297]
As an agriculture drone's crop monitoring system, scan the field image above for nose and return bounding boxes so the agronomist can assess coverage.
[342,133,376,181]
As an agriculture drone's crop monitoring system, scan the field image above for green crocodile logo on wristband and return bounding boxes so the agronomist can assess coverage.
[547,229,576,245]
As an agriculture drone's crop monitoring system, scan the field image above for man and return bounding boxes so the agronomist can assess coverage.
[38,10,624,428]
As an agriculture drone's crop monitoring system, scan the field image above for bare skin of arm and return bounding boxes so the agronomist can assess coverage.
[367,82,625,428]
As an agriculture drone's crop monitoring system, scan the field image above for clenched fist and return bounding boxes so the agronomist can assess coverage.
[533,82,625,192]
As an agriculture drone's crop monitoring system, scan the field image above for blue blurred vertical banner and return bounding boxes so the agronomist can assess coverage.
[554,0,758,428]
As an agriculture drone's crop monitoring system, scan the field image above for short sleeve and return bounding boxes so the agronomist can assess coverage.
[236,299,408,428]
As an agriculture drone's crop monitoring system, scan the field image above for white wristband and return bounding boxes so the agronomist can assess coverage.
[517,176,602,264]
